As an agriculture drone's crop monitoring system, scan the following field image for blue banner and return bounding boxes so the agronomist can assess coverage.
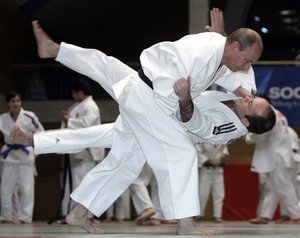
[253,66,300,126]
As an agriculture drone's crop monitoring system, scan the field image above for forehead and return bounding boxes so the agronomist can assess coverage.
[8,95,21,102]
[250,97,268,115]
[253,97,267,105]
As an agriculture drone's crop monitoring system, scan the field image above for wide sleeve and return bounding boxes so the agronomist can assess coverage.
[215,67,257,93]
[22,111,44,133]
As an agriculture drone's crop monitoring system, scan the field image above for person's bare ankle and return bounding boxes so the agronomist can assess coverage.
[177,217,195,235]
[177,217,216,235]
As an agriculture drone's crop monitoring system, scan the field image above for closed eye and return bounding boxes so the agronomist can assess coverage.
[248,99,254,108]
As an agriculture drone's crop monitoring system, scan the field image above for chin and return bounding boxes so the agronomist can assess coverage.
[228,66,238,72]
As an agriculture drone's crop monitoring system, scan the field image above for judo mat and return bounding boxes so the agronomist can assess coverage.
[0,221,299,238]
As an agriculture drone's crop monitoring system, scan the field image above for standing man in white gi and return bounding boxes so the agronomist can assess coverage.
[247,110,300,224]
[195,143,229,223]
[60,78,103,219]
[0,91,44,224]
[277,126,300,222]
[288,127,300,201]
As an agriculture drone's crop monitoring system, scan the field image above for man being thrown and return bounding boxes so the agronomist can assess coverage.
[11,88,275,151]
[31,20,274,235]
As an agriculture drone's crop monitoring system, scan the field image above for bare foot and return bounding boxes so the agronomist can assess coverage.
[12,218,24,224]
[136,207,156,223]
[115,218,125,223]
[285,218,300,224]
[32,20,60,59]
[102,217,113,223]
[161,219,177,224]
[249,217,269,224]
[213,217,226,223]
[176,217,216,235]
[137,218,161,226]
[66,203,104,233]
[274,215,289,224]
[10,125,33,146]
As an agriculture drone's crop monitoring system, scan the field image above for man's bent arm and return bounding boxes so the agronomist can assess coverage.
[173,77,194,122]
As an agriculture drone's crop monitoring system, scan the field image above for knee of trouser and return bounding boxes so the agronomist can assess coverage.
[155,145,197,172]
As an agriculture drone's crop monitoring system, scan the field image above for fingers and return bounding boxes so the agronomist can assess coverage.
[211,8,223,23]
[186,76,191,86]
[173,79,183,92]
[32,20,40,28]
[207,7,226,36]
[9,125,24,143]
[205,25,212,32]
[173,78,190,90]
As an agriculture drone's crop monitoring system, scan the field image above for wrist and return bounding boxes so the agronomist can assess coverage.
[179,93,192,104]
[179,98,192,105]
[25,132,34,147]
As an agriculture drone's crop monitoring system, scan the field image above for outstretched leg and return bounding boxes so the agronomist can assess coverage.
[32,20,136,102]
[66,203,104,233]
[32,20,59,59]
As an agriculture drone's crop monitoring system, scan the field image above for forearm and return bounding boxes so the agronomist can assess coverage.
[179,98,194,122]
[174,77,194,122]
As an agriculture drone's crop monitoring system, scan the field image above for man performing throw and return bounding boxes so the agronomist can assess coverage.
[31,19,273,235]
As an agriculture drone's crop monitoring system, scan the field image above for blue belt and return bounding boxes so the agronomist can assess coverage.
[0,144,30,159]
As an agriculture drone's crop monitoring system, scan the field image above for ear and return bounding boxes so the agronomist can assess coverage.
[232,41,240,51]
[241,117,250,127]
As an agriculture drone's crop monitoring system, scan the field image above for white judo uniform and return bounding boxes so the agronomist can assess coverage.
[44,33,253,219]
[246,111,300,220]
[195,143,229,219]
[282,127,300,216]
[130,164,155,216]
[0,108,44,223]
[288,127,300,200]
[34,92,247,155]
[61,95,102,216]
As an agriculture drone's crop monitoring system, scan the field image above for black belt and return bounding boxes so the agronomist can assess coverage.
[203,164,215,169]
[203,163,224,169]
[138,68,153,89]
